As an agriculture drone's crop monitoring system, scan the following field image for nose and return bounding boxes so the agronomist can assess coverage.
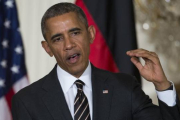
[64,36,75,51]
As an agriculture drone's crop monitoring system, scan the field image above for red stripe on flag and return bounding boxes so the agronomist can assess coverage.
[76,0,119,72]
[5,88,15,110]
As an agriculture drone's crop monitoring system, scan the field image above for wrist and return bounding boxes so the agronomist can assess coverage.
[154,80,171,91]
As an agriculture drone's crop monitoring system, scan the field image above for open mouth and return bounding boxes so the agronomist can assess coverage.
[67,53,80,64]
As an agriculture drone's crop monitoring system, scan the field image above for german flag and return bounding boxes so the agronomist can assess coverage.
[76,0,140,81]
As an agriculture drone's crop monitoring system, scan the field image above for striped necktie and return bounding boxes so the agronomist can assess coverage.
[74,80,91,120]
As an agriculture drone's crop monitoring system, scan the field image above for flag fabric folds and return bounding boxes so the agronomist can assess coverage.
[76,0,141,81]
[0,0,29,119]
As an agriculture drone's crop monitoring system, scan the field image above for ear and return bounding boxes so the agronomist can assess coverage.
[88,25,96,44]
[41,41,54,57]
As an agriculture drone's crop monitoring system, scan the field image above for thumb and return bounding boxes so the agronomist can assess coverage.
[131,57,143,71]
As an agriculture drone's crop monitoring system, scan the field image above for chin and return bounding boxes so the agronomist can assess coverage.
[70,65,86,78]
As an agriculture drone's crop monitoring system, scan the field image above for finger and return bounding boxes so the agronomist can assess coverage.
[129,52,159,65]
[138,51,158,60]
[127,48,148,53]
[127,49,157,57]
[127,48,150,56]
[149,51,158,57]
[142,57,153,65]
[127,50,153,59]
[142,57,148,61]
[130,57,143,70]
[136,52,160,64]
[127,49,160,65]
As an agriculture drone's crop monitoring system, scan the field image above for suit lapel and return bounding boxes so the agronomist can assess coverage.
[41,65,73,120]
[40,64,114,120]
[91,66,114,120]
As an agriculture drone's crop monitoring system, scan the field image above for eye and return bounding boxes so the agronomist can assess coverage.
[72,31,80,36]
[53,37,63,42]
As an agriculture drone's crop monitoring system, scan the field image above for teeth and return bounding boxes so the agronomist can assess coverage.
[72,54,77,58]
[69,54,78,59]
[71,54,77,58]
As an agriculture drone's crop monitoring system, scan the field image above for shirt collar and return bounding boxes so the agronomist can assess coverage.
[57,62,92,94]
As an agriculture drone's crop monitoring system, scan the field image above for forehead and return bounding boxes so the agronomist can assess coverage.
[45,12,85,32]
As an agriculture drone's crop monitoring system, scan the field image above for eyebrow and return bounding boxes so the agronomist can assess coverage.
[50,27,81,40]
[69,27,81,32]
[51,33,62,40]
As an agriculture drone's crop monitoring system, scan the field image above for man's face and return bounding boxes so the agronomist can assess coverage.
[42,12,95,78]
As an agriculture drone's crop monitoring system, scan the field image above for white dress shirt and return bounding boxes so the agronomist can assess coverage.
[57,62,176,119]
[57,62,92,119]
[156,82,177,106]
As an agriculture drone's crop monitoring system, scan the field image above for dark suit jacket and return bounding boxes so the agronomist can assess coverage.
[12,65,180,120]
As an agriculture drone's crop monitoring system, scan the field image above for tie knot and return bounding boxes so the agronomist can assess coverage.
[75,80,84,90]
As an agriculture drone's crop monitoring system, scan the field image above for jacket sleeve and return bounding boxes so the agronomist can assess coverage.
[158,95,180,120]
[131,77,180,120]
[12,94,32,120]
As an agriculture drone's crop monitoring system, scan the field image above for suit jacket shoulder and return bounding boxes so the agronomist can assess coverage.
[91,66,180,120]
[12,65,73,120]
[13,69,52,102]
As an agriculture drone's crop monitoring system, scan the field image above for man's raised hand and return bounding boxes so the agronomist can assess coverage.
[126,48,171,91]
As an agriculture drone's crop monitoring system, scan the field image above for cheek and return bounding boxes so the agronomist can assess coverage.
[51,46,64,60]
[82,43,90,57]
[80,36,91,47]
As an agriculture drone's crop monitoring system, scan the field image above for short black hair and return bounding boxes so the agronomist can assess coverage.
[41,2,88,40]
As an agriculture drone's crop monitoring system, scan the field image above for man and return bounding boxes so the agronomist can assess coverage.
[12,2,180,120]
